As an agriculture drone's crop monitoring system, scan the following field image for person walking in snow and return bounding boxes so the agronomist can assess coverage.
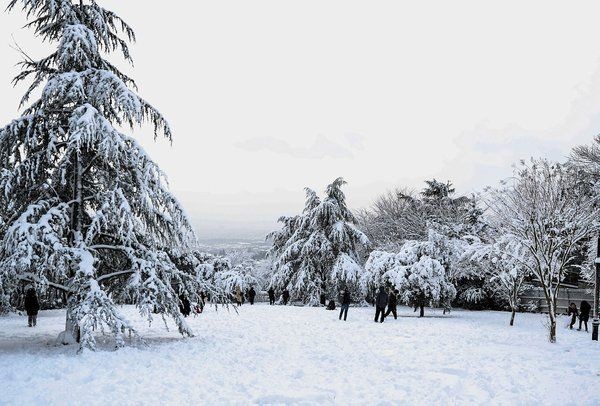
[282,289,290,305]
[24,287,40,327]
[339,290,351,321]
[179,294,191,317]
[235,286,243,306]
[568,302,578,329]
[268,287,275,305]
[199,291,206,312]
[384,289,398,320]
[248,287,256,305]
[374,286,388,323]
[579,300,591,332]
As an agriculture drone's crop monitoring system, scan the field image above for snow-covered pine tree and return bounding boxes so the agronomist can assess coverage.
[0,0,204,350]
[363,230,457,316]
[268,178,370,305]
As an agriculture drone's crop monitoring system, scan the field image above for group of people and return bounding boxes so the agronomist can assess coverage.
[267,287,290,305]
[373,286,399,323]
[21,285,597,332]
[325,286,399,322]
[567,301,592,332]
[234,286,257,306]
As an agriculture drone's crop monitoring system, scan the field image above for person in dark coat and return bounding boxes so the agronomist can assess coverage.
[248,287,256,305]
[568,302,578,329]
[374,286,388,323]
[24,288,40,327]
[579,300,592,332]
[384,289,398,320]
[282,289,290,305]
[199,291,206,312]
[179,294,191,317]
[339,290,351,321]
[268,288,275,305]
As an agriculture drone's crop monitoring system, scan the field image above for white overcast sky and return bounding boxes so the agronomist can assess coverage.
[2,0,600,239]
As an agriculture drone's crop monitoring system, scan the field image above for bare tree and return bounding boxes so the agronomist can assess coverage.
[466,236,530,326]
[486,159,599,342]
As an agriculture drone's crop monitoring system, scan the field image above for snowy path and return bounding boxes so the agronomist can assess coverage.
[1,304,599,405]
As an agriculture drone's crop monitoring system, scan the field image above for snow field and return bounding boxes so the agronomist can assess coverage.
[1,304,599,405]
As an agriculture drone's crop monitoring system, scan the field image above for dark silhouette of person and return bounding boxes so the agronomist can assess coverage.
[282,289,290,305]
[179,294,191,317]
[374,286,388,323]
[568,302,578,329]
[268,288,275,305]
[24,288,40,327]
[384,289,398,320]
[579,300,591,332]
[339,290,351,321]
[248,287,256,305]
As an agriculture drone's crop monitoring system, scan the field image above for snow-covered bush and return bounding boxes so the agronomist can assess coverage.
[223,249,270,291]
[268,178,370,305]
[363,231,457,316]
[464,236,531,325]
[0,1,206,350]
[357,180,493,308]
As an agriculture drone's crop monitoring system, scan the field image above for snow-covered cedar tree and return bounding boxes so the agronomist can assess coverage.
[465,235,531,325]
[485,159,600,342]
[267,178,370,305]
[363,230,457,316]
[0,0,205,351]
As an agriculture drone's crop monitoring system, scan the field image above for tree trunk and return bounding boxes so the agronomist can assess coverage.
[419,305,424,317]
[59,151,83,347]
[72,151,83,237]
[58,309,79,345]
[509,308,516,326]
[549,311,557,343]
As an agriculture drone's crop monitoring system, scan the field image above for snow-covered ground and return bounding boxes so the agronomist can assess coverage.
[1,304,599,405]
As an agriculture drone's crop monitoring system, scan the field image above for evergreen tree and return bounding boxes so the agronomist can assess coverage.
[267,178,370,304]
[0,0,204,350]
[421,179,455,201]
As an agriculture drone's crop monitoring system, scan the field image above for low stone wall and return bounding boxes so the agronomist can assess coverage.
[520,286,594,314]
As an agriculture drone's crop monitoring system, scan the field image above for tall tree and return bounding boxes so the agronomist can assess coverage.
[486,159,599,342]
[0,0,203,350]
[267,178,370,304]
